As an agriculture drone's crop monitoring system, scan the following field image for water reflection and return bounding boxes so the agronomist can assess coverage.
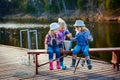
[0,22,120,61]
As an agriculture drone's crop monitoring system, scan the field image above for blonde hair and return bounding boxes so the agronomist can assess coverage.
[58,18,67,29]
[81,26,88,32]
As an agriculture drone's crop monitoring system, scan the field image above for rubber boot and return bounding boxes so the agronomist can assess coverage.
[49,61,54,70]
[81,60,85,67]
[70,59,76,67]
[56,60,61,69]
[60,62,67,70]
[86,59,92,70]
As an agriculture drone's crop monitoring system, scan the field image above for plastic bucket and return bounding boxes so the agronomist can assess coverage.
[64,40,72,51]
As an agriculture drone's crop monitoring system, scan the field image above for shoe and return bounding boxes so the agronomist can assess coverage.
[88,64,92,70]
[56,60,61,69]
[49,61,54,70]
[60,62,67,70]
[70,59,76,67]
[81,60,85,67]
[86,60,92,70]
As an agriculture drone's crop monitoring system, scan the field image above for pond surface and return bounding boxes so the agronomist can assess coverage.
[0,22,120,61]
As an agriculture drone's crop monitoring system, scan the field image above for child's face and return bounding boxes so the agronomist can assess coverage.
[59,25,65,31]
[51,28,58,34]
[75,27,81,32]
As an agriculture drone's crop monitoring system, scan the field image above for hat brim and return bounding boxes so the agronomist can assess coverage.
[50,26,59,30]
[73,24,85,27]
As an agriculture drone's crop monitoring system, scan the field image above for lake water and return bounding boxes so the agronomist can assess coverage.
[0,22,120,61]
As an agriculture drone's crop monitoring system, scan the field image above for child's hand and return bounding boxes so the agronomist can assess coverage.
[55,32,59,38]
[88,36,90,40]
[67,33,72,39]
[45,44,48,50]
[88,35,93,42]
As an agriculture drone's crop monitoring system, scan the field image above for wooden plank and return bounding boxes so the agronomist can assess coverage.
[89,47,120,52]
[27,47,120,53]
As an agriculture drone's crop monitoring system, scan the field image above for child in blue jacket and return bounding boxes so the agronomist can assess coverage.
[70,20,93,70]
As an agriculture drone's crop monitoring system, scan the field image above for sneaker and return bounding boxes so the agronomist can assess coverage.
[81,60,85,67]
[70,59,76,67]
[61,65,67,70]
[86,59,92,70]
[88,64,92,70]
[60,62,67,70]
[70,65,75,67]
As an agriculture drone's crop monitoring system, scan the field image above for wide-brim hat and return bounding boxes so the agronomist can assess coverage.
[50,22,59,30]
[73,20,85,27]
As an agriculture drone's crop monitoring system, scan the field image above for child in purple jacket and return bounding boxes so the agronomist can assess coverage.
[58,18,72,70]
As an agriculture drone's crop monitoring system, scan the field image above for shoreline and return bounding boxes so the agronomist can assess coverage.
[1,14,120,24]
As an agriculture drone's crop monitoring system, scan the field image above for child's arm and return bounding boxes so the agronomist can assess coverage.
[69,36,77,41]
[64,29,73,40]
[44,43,48,50]
[87,30,93,42]
[44,35,48,49]
[67,33,72,40]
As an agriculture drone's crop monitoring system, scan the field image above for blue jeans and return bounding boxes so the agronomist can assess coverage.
[72,45,89,57]
[47,46,60,61]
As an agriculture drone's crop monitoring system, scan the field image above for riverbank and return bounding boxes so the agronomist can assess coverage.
[1,9,120,23]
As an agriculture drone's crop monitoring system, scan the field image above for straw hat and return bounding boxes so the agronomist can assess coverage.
[50,22,59,30]
[73,20,85,27]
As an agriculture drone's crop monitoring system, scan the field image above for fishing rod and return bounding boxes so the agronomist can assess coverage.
[73,53,83,74]
[90,8,101,33]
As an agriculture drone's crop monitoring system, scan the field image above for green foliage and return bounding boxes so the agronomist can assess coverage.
[109,0,120,9]
[77,0,83,9]
[0,0,120,15]
[44,3,50,13]
[105,0,120,11]
[44,2,59,13]
[19,0,38,14]
[77,0,89,10]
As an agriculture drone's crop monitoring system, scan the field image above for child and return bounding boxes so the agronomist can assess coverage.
[58,18,72,70]
[44,22,61,70]
[70,20,93,70]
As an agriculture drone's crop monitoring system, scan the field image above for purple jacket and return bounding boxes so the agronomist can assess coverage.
[58,30,69,43]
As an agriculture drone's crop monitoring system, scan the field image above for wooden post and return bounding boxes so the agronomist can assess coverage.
[28,54,30,65]
[111,51,119,71]
[35,54,38,74]
[116,52,120,71]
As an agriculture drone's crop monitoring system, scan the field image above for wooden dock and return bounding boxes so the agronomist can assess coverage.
[0,45,120,80]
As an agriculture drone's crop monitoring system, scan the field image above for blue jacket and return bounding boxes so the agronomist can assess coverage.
[73,30,93,46]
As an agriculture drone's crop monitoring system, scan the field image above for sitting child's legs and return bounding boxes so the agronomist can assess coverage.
[60,53,67,70]
[47,47,54,70]
[54,47,61,69]
[71,45,81,67]
[82,45,92,70]
[59,44,67,70]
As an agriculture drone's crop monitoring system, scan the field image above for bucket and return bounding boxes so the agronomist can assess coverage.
[63,40,72,51]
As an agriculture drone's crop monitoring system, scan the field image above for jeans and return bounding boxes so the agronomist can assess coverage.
[72,45,89,57]
[47,46,60,61]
